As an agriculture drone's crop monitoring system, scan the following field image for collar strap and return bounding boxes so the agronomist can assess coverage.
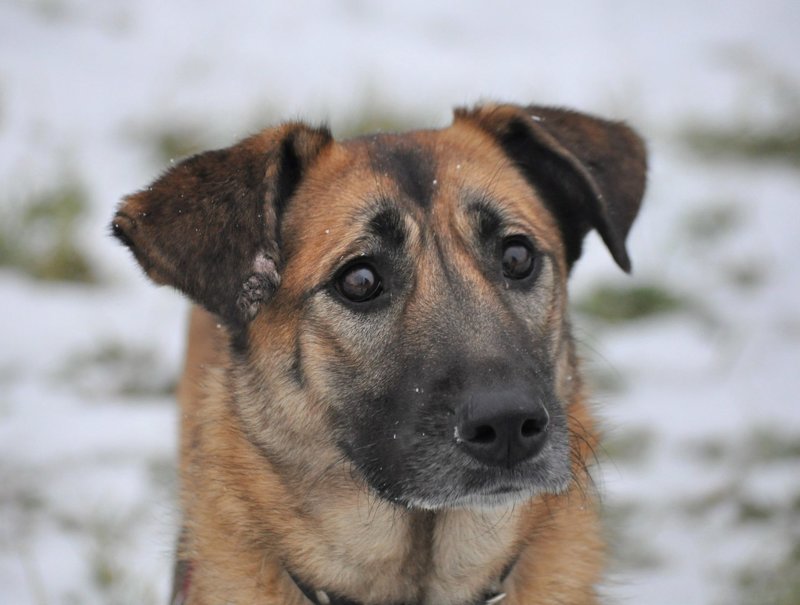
[169,554,513,605]
[170,559,192,605]
[289,562,514,605]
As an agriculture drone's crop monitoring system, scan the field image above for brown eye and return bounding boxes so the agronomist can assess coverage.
[502,239,535,280]
[337,263,382,302]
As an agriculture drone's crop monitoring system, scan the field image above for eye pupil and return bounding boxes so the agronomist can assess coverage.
[338,264,382,302]
[502,241,535,279]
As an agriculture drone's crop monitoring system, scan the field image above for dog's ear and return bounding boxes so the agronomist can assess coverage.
[112,123,332,328]
[455,103,647,272]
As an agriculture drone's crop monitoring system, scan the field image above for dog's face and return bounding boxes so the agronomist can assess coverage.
[113,104,646,510]
[277,128,575,508]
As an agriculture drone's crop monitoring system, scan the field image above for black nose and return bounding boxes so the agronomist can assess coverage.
[456,392,550,468]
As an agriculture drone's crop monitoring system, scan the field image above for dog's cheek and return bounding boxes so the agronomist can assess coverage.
[320,355,445,500]
[516,259,582,438]
[505,257,576,417]
[299,298,406,441]
[507,257,564,355]
[343,402,453,504]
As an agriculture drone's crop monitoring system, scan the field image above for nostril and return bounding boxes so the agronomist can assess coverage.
[521,417,546,438]
[470,424,497,444]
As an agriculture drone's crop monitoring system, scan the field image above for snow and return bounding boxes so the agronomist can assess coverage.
[1,1,798,603]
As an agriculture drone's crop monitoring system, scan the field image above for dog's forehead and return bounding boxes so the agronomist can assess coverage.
[291,124,533,219]
[340,127,509,202]
[281,123,561,282]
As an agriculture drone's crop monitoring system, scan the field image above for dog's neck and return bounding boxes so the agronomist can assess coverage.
[171,499,523,605]
[172,503,518,605]
[277,487,525,604]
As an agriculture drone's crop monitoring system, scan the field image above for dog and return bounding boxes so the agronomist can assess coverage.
[112,102,646,605]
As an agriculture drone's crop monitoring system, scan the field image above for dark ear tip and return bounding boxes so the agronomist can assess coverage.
[603,228,632,272]
[614,249,633,273]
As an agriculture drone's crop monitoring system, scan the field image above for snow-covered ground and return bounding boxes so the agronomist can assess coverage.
[1,1,798,603]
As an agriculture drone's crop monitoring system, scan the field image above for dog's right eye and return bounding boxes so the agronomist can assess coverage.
[335,263,383,303]
[501,237,537,280]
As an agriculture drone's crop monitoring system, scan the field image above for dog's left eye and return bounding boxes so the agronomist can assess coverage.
[336,263,383,303]
[501,238,536,280]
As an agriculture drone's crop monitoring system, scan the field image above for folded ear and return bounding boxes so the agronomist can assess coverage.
[112,123,332,328]
[454,103,647,272]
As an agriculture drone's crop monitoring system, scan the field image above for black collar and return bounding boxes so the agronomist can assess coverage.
[289,563,514,605]
[169,531,514,605]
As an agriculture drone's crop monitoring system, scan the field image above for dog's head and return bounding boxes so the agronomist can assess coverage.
[113,103,646,509]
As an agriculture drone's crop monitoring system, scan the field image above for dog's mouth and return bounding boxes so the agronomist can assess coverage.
[442,484,543,509]
[398,472,571,511]
[344,423,573,511]
[336,376,572,510]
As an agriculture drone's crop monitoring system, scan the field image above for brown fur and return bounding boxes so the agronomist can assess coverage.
[113,103,646,604]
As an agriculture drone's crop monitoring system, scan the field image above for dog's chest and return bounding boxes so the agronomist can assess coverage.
[305,499,522,605]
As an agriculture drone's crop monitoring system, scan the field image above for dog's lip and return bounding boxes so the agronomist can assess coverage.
[474,478,540,496]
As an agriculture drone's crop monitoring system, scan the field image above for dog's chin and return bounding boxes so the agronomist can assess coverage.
[403,488,540,511]
[367,469,573,511]
[406,477,572,511]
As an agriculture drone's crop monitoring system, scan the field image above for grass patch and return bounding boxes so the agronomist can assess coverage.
[0,363,18,386]
[679,66,800,169]
[681,123,800,167]
[86,515,130,594]
[128,106,432,169]
[335,109,426,138]
[122,120,213,167]
[604,500,664,571]
[91,550,122,591]
[0,463,47,547]
[39,0,71,21]
[735,543,800,605]
[681,484,736,518]
[0,179,97,283]
[688,439,728,464]
[602,428,655,465]
[737,498,775,523]
[585,364,627,395]
[725,261,767,290]
[573,282,688,324]
[151,125,209,164]
[81,512,160,605]
[682,428,800,528]
[147,455,177,496]
[681,483,797,523]
[688,428,800,465]
[55,341,176,399]
[747,428,800,462]
[325,89,437,138]
[682,202,744,245]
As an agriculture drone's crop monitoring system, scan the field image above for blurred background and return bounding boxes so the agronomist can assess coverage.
[1,1,798,603]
